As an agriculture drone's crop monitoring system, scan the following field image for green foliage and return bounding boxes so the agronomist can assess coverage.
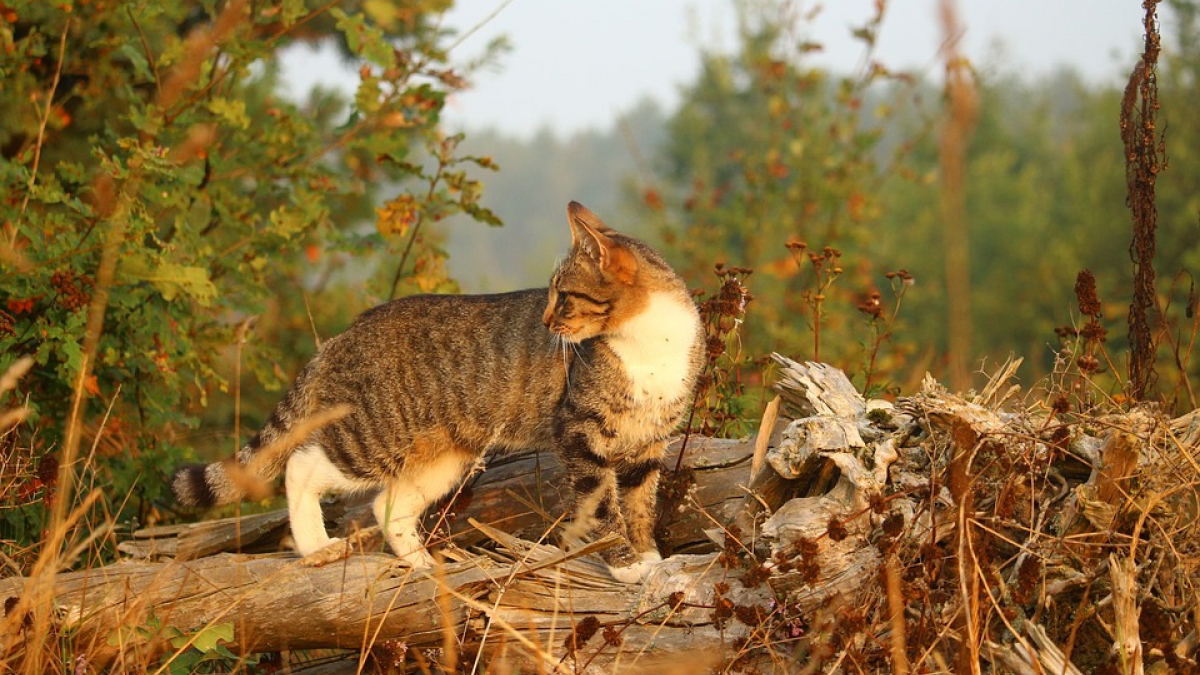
[0,0,499,555]
[634,2,922,391]
[634,1,1200,407]
[107,616,236,675]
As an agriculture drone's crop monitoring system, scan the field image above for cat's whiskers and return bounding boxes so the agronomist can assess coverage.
[569,340,589,368]
[554,333,573,392]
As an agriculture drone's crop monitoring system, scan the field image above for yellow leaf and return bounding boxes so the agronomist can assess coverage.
[363,0,399,29]
[120,257,217,305]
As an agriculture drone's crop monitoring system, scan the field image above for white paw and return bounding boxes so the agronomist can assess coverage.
[293,536,341,557]
[640,550,663,564]
[297,537,351,567]
[395,546,435,569]
[607,552,664,584]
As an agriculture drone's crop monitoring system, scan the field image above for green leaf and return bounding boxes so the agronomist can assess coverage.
[463,203,502,227]
[59,333,84,376]
[363,0,401,29]
[354,74,383,114]
[208,98,251,130]
[55,160,86,184]
[174,621,233,652]
[332,8,395,67]
[281,0,307,25]
[120,257,218,305]
[166,650,201,675]
[117,42,154,83]
[268,205,308,240]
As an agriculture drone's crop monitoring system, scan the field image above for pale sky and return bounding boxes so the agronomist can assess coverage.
[281,1,1149,137]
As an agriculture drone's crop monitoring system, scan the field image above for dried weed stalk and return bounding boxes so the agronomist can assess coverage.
[1122,0,1167,401]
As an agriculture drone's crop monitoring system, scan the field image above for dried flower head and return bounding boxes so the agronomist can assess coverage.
[719,525,743,569]
[740,563,772,588]
[1051,395,1070,415]
[1054,325,1079,339]
[733,604,767,626]
[868,492,887,514]
[1050,423,1071,447]
[38,455,59,487]
[1075,269,1102,317]
[856,290,883,318]
[798,558,821,584]
[372,639,408,670]
[1080,320,1108,342]
[882,512,905,536]
[711,597,735,628]
[792,536,818,559]
[1011,556,1043,606]
[705,335,726,359]
[563,615,601,653]
[825,517,848,542]
[667,591,687,611]
[51,270,94,312]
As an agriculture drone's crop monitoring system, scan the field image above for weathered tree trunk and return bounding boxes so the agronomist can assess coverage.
[115,434,762,563]
[0,360,902,673]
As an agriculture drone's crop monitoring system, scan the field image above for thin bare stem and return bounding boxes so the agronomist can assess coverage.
[14,19,70,243]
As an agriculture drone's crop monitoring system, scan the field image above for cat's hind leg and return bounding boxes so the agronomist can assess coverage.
[374,450,472,568]
[285,444,370,556]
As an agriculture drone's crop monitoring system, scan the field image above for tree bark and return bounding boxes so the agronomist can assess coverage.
[0,361,899,673]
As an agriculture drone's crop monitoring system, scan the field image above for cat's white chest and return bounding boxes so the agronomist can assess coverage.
[606,291,700,405]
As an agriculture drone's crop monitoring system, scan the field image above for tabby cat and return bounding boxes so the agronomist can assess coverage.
[172,202,704,582]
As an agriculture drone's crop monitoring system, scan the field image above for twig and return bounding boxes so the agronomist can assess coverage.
[266,0,343,46]
[444,0,519,53]
[388,156,446,301]
[127,6,162,94]
[14,19,70,242]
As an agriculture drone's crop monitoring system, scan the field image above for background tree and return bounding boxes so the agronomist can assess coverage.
[631,1,924,395]
[627,0,1200,413]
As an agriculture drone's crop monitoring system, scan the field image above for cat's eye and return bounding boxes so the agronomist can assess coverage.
[562,290,606,306]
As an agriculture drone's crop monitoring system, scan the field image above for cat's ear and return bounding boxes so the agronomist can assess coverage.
[567,201,614,246]
[567,201,637,284]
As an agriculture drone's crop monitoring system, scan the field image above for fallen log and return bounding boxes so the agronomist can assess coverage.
[3,359,895,672]
[117,433,763,563]
[5,357,1197,674]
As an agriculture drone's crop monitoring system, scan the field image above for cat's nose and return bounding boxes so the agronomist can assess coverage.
[541,307,553,327]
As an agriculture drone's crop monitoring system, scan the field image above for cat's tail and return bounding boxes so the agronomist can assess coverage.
[172,360,318,509]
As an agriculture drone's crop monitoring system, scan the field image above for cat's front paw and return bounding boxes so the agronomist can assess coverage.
[299,537,348,567]
[396,547,435,570]
[606,550,664,584]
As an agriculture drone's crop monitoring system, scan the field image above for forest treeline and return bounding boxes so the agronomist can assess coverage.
[444,2,1200,416]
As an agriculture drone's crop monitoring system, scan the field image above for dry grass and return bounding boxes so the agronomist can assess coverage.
[5,353,1197,674]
